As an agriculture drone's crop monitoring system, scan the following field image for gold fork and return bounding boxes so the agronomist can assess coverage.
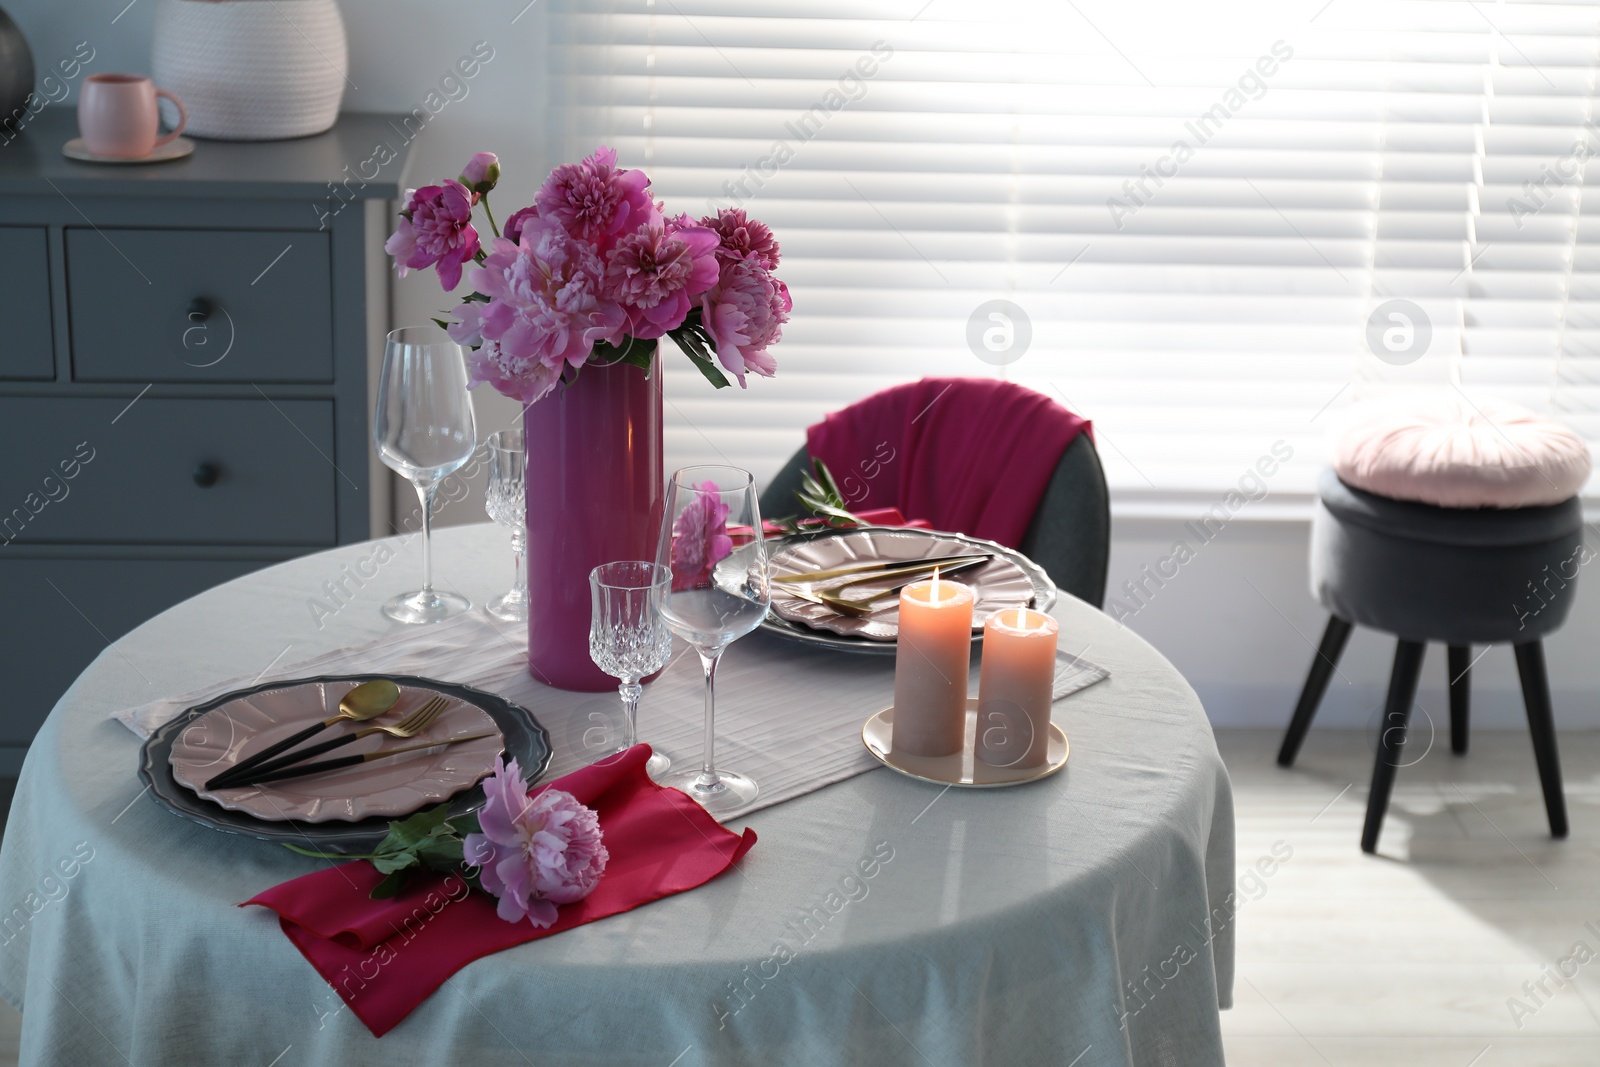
[216,696,451,786]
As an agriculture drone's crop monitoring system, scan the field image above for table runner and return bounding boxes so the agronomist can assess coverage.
[114,610,1108,822]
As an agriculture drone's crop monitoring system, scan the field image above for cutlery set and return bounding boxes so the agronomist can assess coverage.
[774,553,992,617]
[204,682,478,790]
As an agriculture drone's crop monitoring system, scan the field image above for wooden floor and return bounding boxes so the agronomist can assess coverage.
[1219,728,1600,1066]
[0,733,1596,1065]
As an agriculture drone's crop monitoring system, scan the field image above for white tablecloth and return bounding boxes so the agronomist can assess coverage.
[0,524,1234,1066]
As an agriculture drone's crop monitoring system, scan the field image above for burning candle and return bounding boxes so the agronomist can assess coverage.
[891,570,974,757]
[975,607,1059,768]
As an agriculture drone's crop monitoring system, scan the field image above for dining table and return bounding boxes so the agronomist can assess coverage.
[0,523,1235,1066]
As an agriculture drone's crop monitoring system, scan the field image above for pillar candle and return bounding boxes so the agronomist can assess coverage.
[975,607,1059,768]
[891,576,974,757]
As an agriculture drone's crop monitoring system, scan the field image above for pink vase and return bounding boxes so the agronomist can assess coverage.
[524,355,664,691]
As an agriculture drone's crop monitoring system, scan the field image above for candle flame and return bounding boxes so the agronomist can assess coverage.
[931,565,942,604]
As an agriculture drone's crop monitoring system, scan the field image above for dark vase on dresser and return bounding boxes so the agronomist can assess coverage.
[0,5,34,131]
[0,109,414,773]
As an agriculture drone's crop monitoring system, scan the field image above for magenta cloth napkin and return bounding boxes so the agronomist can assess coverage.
[243,746,756,1037]
[805,377,1091,549]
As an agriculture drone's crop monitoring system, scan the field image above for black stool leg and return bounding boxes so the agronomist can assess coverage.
[1447,645,1471,756]
[1277,616,1354,767]
[1362,640,1426,854]
[1514,641,1569,839]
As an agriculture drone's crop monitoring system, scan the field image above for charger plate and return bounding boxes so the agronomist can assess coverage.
[862,698,1069,788]
[139,674,549,851]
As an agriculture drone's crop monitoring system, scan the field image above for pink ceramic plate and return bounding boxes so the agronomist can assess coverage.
[168,680,505,823]
[768,529,1036,641]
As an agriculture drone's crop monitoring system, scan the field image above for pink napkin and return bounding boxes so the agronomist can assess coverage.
[806,377,1091,549]
[243,746,756,1037]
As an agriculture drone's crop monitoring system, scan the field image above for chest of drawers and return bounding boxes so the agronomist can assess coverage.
[0,109,413,769]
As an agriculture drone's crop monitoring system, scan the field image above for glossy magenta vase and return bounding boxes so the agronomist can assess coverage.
[524,355,664,691]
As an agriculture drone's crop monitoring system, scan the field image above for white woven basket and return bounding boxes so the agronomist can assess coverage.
[152,0,348,141]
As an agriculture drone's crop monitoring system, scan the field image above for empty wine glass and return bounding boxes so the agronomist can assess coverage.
[657,466,770,813]
[373,326,478,624]
[485,428,528,622]
[588,561,673,779]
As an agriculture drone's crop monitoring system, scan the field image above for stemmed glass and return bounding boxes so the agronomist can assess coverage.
[588,561,674,779]
[484,428,528,622]
[657,466,770,813]
[373,326,478,624]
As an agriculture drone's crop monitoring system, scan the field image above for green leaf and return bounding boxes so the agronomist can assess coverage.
[369,870,409,899]
[447,812,482,837]
[430,317,451,331]
[370,850,420,876]
[374,804,455,855]
[417,836,464,872]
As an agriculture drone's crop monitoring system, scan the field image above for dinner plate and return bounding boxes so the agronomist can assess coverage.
[139,674,550,852]
[758,528,1057,654]
[862,699,1069,788]
[169,679,506,823]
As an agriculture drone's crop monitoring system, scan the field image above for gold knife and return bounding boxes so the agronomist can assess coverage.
[230,732,502,788]
[774,553,991,585]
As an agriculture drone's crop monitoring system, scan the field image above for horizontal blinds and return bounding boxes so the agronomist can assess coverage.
[548,0,1600,507]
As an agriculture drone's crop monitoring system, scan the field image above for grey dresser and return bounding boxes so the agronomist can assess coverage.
[0,109,413,771]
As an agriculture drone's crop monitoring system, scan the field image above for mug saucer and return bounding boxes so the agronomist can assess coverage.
[62,137,195,164]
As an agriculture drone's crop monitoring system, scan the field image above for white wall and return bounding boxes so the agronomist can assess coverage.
[13,1,1598,732]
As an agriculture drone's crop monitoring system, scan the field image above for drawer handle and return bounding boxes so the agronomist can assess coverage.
[192,462,221,488]
[187,297,215,322]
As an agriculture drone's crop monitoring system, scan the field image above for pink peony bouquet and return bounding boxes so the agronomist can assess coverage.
[386,147,791,405]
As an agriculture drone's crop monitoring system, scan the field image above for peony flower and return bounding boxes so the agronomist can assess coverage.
[603,220,721,339]
[701,208,781,270]
[535,145,657,252]
[700,259,790,385]
[463,756,608,928]
[456,217,628,403]
[503,204,540,245]
[460,151,501,194]
[670,480,733,589]
[384,180,481,291]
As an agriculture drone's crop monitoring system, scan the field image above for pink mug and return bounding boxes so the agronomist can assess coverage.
[77,73,186,159]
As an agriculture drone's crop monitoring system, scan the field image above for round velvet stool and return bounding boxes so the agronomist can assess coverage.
[1276,396,1592,853]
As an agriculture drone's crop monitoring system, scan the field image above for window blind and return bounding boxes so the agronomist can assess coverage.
[547,0,1600,512]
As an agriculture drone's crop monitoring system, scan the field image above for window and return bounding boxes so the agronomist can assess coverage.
[549,0,1600,513]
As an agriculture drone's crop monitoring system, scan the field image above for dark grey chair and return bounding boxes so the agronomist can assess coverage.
[1279,469,1581,852]
[760,432,1111,608]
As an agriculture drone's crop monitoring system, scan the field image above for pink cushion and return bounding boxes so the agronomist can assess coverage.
[1333,395,1591,509]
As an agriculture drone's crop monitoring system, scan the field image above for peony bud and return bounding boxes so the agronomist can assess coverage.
[460,151,500,195]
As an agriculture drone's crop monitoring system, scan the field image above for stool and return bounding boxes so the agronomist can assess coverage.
[1277,397,1591,853]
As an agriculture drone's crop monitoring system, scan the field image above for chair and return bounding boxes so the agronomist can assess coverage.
[1277,397,1590,853]
[759,385,1110,608]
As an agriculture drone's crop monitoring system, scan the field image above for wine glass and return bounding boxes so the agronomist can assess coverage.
[373,326,478,624]
[588,561,674,779]
[484,428,528,622]
[656,465,770,813]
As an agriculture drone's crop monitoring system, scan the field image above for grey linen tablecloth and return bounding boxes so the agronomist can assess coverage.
[0,524,1234,1066]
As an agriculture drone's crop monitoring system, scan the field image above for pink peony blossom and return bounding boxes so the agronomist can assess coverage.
[460,151,500,193]
[603,221,720,339]
[502,204,539,245]
[670,480,733,589]
[535,146,657,252]
[701,208,781,270]
[700,259,790,385]
[463,757,608,928]
[454,217,627,404]
[385,180,481,291]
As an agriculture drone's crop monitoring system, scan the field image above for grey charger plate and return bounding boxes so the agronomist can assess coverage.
[138,673,551,852]
[757,528,1058,656]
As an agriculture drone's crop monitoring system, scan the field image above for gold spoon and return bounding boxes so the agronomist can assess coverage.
[205,678,402,789]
